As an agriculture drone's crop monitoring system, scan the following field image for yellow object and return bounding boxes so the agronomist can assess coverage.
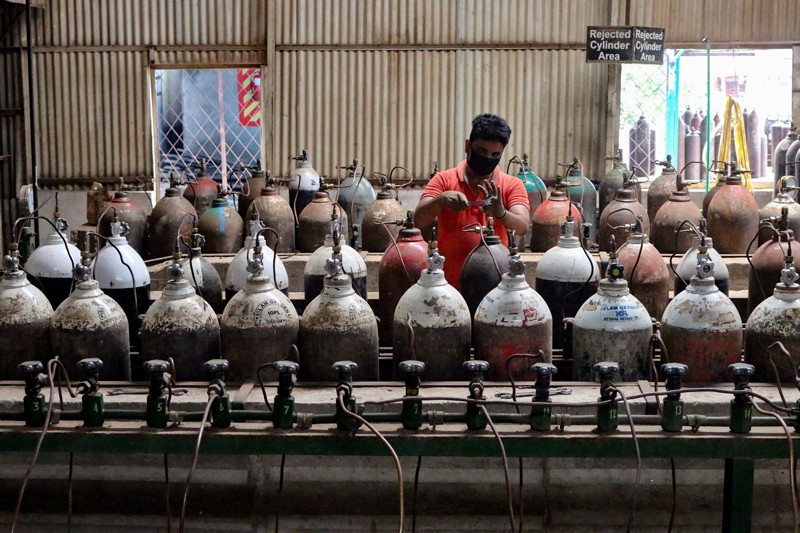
[716,96,752,190]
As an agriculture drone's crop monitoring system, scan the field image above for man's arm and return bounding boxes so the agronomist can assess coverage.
[496,204,529,235]
[414,191,469,231]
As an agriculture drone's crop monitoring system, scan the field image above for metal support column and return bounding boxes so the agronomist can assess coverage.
[722,457,754,533]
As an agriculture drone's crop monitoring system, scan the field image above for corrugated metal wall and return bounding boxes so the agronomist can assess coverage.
[0,0,797,193]
[629,0,800,46]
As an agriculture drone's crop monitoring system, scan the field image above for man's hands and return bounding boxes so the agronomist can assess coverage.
[437,190,469,211]
[476,180,506,219]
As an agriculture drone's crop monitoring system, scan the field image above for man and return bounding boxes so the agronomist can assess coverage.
[415,113,530,289]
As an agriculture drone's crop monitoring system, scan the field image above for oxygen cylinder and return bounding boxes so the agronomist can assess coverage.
[336,159,376,248]
[25,214,82,309]
[86,183,108,226]
[299,251,379,381]
[90,215,151,347]
[534,215,599,351]
[220,248,299,382]
[684,131,702,184]
[646,156,678,226]
[571,258,653,381]
[361,187,405,253]
[758,182,800,245]
[0,246,53,379]
[617,230,669,321]
[786,136,800,180]
[675,227,729,296]
[147,185,197,259]
[773,128,795,192]
[474,251,553,381]
[794,149,800,201]
[289,150,321,221]
[238,168,268,221]
[140,255,220,381]
[392,244,471,380]
[745,109,762,178]
[460,218,511,319]
[297,192,349,252]
[681,106,693,128]
[197,196,244,254]
[702,173,725,219]
[246,183,296,252]
[304,235,367,305]
[225,216,289,300]
[564,163,598,246]
[598,150,636,217]
[661,247,742,383]
[707,171,759,254]
[183,160,219,216]
[748,221,797,315]
[597,188,649,253]
[51,254,130,380]
[677,118,687,172]
[746,258,800,382]
[516,154,547,211]
[377,216,429,346]
[529,188,582,252]
[98,192,147,254]
[179,228,225,314]
[651,178,702,254]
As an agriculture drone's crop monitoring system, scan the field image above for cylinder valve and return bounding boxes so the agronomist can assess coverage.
[144,359,171,428]
[728,363,755,434]
[399,360,425,430]
[594,361,619,433]
[660,363,688,432]
[530,362,557,431]
[18,361,47,427]
[203,359,231,428]
[77,358,104,427]
[273,360,299,429]
[332,360,360,431]
[463,360,490,431]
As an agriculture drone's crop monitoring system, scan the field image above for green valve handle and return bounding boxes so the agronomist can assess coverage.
[463,360,489,431]
[593,361,619,433]
[661,363,688,433]
[332,361,359,432]
[399,360,425,430]
[728,363,754,434]
[273,360,299,429]
[530,363,557,432]
[144,359,171,429]
[18,361,46,428]
[78,358,104,428]
[203,359,231,428]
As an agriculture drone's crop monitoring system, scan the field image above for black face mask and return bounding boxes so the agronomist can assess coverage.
[467,148,501,176]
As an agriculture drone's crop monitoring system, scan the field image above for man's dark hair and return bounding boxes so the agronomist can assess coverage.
[469,113,512,145]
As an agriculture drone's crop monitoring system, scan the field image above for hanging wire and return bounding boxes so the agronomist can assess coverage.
[479,404,516,533]
[179,393,218,533]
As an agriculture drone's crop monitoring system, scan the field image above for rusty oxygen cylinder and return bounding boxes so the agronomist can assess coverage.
[651,173,702,254]
[183,158,219,217]
[51,249,130,380]
[674,218,729,297]
[0,243,53,379]
[534,214,599,352]
[25,207,82,309]
[459,218,510,319]
[616,223,670,321]
[773,126,795,193]
[297,188,349,252]
[570,250,653,381]
[661,243,742,383]
[707,166,759,254]
[473,242,553,381]
[197,194,244,254]
[392,240,471,381]
[746,256,800,382]
[179,226,225,314]
[757,177,800,245]
[646,156,678,226]
[140,251,220,381]
[748,208,798,315]
[597,180,649,253]
[529,182,582,252]
[147,175,197,259]
[377,212,429,346]
[598,149,633,218]
[702,165,727,219]
[237,163,268,221]
[98,191,147,255]
[245,174,296,252]
[361,168,410,253]
[289,149,321,222]
[220,239,299,382]
[298,237,379,381]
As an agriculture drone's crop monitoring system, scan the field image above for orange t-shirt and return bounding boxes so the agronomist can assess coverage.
[421,160,530,290]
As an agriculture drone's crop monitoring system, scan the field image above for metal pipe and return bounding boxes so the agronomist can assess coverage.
[25,0,39,245]
[703,37,712,191]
